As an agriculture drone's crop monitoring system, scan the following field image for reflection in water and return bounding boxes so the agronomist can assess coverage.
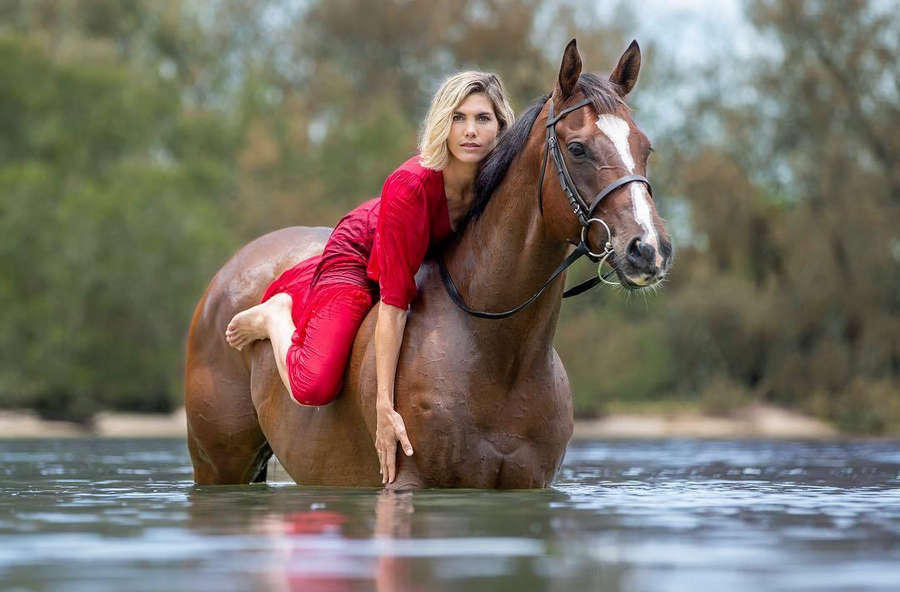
[258,509,354,592]
[2,438,900,591]
[252,493,416,592]
[373,491,413,592]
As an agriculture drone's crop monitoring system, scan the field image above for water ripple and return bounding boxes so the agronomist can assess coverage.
[1,438,899,591]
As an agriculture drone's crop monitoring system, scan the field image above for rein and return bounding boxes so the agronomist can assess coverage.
[439,98,653,320]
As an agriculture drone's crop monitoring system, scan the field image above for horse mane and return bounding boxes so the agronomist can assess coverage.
[462,74,626,230]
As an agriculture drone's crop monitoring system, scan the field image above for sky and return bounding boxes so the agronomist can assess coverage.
[631,0,756,62]
[604,0,764,136]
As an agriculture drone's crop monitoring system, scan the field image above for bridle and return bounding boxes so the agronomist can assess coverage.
[439,96,654,320]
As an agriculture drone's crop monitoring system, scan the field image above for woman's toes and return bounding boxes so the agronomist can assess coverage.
[223,301,279,350]
[225,323,248,349]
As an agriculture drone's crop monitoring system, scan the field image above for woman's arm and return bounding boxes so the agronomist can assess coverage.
[374,301,414,484]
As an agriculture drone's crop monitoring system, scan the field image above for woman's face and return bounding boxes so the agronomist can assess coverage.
[446,92,500,165]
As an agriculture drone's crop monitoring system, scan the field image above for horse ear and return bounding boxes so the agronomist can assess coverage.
[609,40,641,96]
[554,39,582,101]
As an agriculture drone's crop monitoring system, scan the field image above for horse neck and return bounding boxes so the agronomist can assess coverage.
[445,145,571,363]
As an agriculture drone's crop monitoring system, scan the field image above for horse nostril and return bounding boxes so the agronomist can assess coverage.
[626,237,641,259]
[626,238,656,271]
[660,240,674,269]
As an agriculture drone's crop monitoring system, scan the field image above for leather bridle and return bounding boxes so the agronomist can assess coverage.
[439,97,654,320]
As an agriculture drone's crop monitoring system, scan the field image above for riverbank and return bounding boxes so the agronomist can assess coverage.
[0,403,840,439]
[573,402,838,439]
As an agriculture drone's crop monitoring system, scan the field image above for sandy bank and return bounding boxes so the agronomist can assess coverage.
[572,403,838,440]
[0,408,188,439]
[0,403,839,440]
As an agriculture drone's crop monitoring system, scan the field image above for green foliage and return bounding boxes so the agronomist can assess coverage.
[646,0,900,433]
[0,15,237,420]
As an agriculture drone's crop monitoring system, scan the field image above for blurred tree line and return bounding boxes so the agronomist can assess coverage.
[0,0,897,433]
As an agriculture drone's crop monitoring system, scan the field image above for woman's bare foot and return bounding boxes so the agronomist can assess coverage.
[225,293,292,350]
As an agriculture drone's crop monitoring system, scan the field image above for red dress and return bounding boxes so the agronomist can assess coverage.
[260,155,453,406]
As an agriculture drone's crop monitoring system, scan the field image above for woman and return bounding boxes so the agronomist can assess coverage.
[224,71,514,484]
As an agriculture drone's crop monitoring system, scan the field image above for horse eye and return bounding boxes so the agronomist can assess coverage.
[568,142,586,158]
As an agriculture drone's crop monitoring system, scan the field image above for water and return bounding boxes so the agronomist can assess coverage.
[1,439,899,591]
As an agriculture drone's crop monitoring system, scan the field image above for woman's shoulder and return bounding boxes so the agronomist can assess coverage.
[384,155,444,200]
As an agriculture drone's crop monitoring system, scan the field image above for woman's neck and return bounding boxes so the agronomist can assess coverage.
[442,158,479,230]
[442,159,478,197]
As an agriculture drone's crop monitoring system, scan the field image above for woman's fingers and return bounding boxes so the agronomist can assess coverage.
[390,413,414,456]
[378,440,396,484]
[387,444,396,484]
[375,410,413,485]
[381,450,391,483]
[379,446,389,484]
[397,427,413,457]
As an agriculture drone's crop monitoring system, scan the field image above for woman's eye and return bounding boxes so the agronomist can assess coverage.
[452,114,464,122]
[568,142,586,158]
[477,114,491,122]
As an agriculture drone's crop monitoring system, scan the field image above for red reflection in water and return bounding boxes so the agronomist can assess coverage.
[282,510,347,535]
[261,492,416,592]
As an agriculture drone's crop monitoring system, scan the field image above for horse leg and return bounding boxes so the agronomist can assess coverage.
[385,452,425,490]
[185,356,273,484]
[185,291,273,485]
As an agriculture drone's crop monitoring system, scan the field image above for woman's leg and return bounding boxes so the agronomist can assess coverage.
[226,282,373,406]
[283,284,373,406]
[225,292,298,394]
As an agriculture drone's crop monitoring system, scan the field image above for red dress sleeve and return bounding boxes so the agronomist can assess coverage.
[367,171,431,309]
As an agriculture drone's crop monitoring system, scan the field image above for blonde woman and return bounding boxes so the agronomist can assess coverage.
[225,72,515,484]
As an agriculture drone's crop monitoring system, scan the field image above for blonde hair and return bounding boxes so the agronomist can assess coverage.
[418,71,515,171]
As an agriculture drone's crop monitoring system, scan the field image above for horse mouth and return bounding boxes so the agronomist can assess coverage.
[621,277,650,290]
[617,267,666,290]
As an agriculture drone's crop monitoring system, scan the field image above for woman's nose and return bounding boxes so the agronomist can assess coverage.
[465,120,476,136]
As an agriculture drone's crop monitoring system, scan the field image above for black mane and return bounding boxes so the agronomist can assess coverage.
[463,74,626,230]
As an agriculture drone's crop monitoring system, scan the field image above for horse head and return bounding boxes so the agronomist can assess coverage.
[540,40,672,288]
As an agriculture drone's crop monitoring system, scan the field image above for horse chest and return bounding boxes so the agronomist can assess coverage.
[406,382,570,488]
[392,286,575,488]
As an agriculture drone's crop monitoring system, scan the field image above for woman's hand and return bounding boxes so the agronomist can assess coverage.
[376,404,414,484]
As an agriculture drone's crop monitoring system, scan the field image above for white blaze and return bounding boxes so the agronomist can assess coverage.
[595,114,660,265]
[595,115,635,172]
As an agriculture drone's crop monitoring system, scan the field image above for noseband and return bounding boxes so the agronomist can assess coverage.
[440,98,654,320]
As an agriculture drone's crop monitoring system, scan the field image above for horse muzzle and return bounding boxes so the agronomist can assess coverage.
[617,236,672,288]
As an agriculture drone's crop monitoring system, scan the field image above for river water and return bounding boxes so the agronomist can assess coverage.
[1,438,899,591]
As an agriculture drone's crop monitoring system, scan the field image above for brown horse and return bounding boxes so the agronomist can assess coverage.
[185,40,672,489]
